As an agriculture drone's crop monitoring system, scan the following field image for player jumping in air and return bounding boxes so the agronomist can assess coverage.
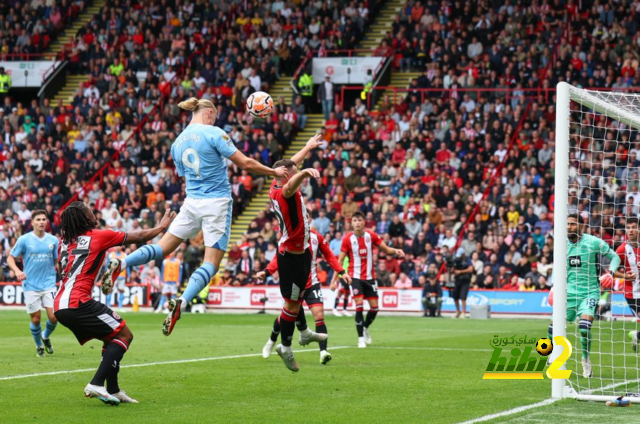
[54,202,175,405]
[268,135,329,372]
[334,211,404,348]
[257,209,351,365]
[99,97,288,336]
[8,210,59,357]
[547,214,620,378]
[613,217,640,352]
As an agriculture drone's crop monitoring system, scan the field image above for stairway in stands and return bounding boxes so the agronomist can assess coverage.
[357,0,405,56]
[48,2,104,105]
[374,71,421,111]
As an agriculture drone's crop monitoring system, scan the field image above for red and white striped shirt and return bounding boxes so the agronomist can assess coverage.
[266,230,344,289]
[54,229,127,310]
[616,242,640,299]
[341,230,382,280]
[269,179,309,251]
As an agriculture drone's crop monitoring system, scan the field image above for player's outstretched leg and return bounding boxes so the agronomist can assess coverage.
[103,245,164,294]
[263,317,280,358]
[297,308,328,346]
[41,318,57,354]
[163,262,215,336]
[579,318,593,378]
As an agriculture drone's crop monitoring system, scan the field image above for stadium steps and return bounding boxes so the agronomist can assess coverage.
[218,112,325,274]
[356,0,405,56]
[374,71,421,110]
[47,3,104,55]
[51,75,92,104]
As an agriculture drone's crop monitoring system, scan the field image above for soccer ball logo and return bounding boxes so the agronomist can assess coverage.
[246,91,273,118]
[536,338,553,356]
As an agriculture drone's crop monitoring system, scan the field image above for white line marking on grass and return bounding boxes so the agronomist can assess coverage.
[0,345,490,382]
[370,347,493,352]
[0,346,353,382]
[457,398,559,424]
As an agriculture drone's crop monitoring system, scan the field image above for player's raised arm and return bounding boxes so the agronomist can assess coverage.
[601,240,622,273]
[378,240,405,258]
[318,233,350,284]
[125,209,177,245]
[283,168,320,198]
[290,134,323,167]
[228,150,289,179]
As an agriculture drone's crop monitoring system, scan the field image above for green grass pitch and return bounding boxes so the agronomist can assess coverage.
[0,310,638,423]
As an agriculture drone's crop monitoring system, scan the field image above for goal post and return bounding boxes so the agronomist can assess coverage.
[553,82,640,402]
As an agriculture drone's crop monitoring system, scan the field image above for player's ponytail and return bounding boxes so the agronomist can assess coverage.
[178,97,216,114]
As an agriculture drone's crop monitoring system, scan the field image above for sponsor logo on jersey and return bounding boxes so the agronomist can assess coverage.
[568,256,582,267]
[359,248,368,256]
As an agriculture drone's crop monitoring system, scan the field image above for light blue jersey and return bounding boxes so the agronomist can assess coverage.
[171,124,238,199]
[10,232,59,292]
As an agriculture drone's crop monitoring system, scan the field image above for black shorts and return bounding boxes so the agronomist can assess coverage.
[277,249,312,302]
[54,299,126,345]
[351,278,379,299]
[338,281,350,295]
[303,283,324,306]
[626,298,640,318]
[452,280,471,301]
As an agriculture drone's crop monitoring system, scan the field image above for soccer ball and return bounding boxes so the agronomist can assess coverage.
[536,338,553,356]
[246,91,273,118]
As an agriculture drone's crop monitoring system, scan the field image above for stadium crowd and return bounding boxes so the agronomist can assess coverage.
[229,0,640,294]
[0,0,88,58]
[0,0,638,299]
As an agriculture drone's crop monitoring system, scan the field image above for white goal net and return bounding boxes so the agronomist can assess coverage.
[554,82,640,402]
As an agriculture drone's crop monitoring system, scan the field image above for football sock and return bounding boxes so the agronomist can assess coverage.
[101,347,121,394]
[30,322,43,347]
[118,292,124,309]
[181,262,215,306]
[355,305,364,337]
[43,319,57,339]
[364,307,378,328]
[157,295,167,310]
[279,307,297,347]
[343,295,349,310]
[295,307,308,332]
[124,244,163,268]
[270,317,281,342]
[334,297,339,310]
[315,319,328,351]
[579,319,592,360]
[547,323,553,341]
[91,339,128,388]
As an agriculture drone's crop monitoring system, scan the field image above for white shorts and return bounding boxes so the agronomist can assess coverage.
[168,197,233,251]
[162,282,178,295]
[116,277,126,291]
[24,289,56,314]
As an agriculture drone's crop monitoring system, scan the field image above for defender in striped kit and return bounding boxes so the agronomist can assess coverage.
[54,202,175,405]
[257,212,351,365]
[268,134,328,372]
[335,211,404,348]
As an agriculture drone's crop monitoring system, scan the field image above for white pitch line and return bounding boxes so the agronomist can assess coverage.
[0,346,353,382]
[457,398,559,424]
[369,346,493,352]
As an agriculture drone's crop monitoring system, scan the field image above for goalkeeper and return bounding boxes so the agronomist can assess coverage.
[547,214,620,379]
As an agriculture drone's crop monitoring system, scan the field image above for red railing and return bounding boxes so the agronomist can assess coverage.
[55,10,240,221]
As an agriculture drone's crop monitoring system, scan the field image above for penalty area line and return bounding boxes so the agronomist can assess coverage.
[457,398,559,424]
